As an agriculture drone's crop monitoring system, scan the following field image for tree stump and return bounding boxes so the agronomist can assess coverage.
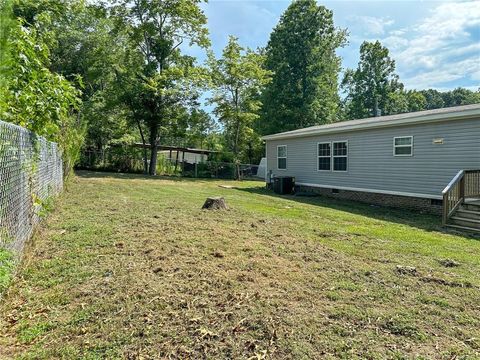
[202,197,228,210]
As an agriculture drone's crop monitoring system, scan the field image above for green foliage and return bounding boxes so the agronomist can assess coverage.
[208,36,271,173]
[0,0,14,89]
[342,40,403,119]
[46,2,136,152]
[113,0,210,175]
[419,89,445,110]
[440,87,480,107]
[0,14,80,135]
[259,0,347,134]
[385,89,427,115]
[185,109,218,149]
[0,0,84,175]
[0,247,14,294]
[156,154,180,176]
[36,195,55,218]
[78,146,146,173]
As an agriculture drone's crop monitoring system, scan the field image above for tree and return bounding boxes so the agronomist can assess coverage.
[385,90,426,114]
[342,40,403,119]
[420,89,445,110]
[208,36,271,178]
[112,0,210,175]
[441,88,480,107]
[45,2,137,152]
[259,0,346,134]
[0,0,83,173]
[185,109,217,148]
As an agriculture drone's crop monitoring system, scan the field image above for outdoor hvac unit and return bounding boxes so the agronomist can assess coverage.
[273,176,295,195]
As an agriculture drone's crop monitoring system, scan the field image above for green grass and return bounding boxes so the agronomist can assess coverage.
[1,170,479,359]
[0,247,14,294]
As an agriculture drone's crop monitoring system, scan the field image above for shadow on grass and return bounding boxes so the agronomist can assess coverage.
[237,186,480,240]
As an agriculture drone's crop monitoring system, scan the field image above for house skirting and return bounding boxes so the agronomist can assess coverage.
[294,184,443,215]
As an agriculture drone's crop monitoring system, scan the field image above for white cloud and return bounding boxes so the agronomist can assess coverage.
[348,15,395,35]
[386,1,480,89]
[381,35,409,50]
[403,57,479,89]
[389,29,407,37]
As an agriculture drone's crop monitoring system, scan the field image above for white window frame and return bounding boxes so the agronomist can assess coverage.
[317,142,331,172]
[277,145,287,170]
[332,140,348,172]
[393,136,414,157]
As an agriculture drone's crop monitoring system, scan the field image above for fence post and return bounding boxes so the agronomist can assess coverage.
[195,160,198,178]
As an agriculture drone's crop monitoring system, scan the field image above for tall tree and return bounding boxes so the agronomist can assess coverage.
[342,40,403,119]
[209,36,271,177]
[113,0,210,175]
[259,0,346,134]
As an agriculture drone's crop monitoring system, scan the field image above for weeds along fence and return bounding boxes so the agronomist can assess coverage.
[0,120,63,256]
[78,148,263,180]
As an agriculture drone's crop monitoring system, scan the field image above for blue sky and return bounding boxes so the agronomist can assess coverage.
[185,0,480,92]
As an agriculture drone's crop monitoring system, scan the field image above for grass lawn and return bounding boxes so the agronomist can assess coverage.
[1,171,479,359]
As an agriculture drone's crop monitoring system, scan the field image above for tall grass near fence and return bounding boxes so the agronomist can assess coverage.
[0,120,63,259]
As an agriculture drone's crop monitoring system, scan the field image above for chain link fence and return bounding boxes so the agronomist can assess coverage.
[78,148,265,180]
[0,120,63,256]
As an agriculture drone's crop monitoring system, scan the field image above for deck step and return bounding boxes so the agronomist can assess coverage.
[449,216,480,230]
[455,209,480,220]
[462,203,480,212]
[446,224,480,233]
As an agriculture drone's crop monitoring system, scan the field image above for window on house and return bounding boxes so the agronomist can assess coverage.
[317,142,331,171]
[277,145,287,169]
[394,136,413,156]
[333,141,348,171]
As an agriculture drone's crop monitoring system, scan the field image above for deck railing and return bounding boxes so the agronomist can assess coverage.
[442,170,480,225]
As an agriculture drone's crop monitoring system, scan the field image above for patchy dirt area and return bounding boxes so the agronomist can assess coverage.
[1,171,479,359]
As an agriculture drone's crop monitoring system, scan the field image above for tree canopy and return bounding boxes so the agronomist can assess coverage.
[208,36,271,176]
[110,0,210,175]
[341,40,403,119]
[259,0,347,135]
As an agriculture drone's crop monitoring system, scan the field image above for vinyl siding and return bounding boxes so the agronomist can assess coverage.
[266,117,480,198]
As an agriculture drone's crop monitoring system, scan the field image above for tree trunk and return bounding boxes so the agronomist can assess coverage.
[136,118,148,175]
[148,124,158,175]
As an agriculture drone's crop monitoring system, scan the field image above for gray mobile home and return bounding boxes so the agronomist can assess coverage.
[263,104,480,230]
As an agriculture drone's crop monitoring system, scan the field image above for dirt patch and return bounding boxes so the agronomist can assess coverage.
[437,258,461,268]
[420,276,473,288]
[395,265,418,276]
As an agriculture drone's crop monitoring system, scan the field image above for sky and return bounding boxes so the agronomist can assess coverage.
[184,0,480,92]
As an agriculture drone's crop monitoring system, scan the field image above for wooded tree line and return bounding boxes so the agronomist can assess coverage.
[1,0,478,175]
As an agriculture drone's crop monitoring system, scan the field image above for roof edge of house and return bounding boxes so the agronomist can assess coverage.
[262,104,480,141]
